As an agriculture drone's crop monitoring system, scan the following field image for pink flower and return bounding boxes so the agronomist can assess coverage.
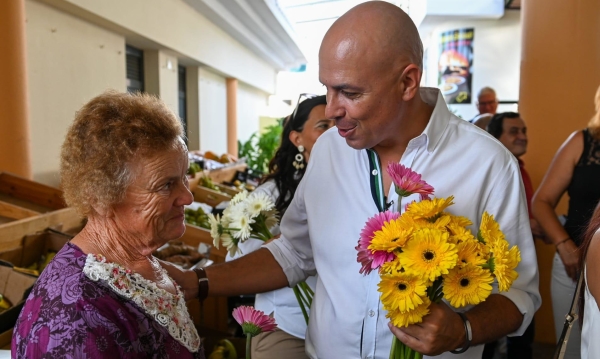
[232,306,277,337]
[356,211,399,274]
[387,163,434,200]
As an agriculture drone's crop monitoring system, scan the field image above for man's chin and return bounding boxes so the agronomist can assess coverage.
[344,137,369,150]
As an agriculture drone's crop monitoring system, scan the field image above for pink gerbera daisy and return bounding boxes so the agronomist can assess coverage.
[387,163,434,200]
[232,306,277,337]
[356,211,400,274]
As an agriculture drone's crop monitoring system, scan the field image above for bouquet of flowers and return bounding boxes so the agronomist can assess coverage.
[232,305,277,359]
[356,163,521,359]
[209,190,315,324]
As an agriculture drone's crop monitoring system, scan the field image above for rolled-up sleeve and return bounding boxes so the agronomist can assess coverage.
[483,156,541,336]
[265,166,317,287]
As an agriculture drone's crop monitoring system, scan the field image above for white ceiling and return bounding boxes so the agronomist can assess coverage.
[276,0,407,62]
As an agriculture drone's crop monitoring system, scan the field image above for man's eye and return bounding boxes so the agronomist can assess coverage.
[341,90,359,98]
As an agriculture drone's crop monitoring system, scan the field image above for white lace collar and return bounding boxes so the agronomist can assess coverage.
[83,253,201,353]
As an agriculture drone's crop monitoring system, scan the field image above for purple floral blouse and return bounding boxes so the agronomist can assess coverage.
[11,243,205,359]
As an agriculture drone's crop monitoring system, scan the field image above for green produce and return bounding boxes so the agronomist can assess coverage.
[200,175,221,192]
[187,162,202,177]
[184,207,211,229]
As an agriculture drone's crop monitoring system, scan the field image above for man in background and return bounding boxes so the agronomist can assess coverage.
[470,87,499,123]
[485,111,546,359]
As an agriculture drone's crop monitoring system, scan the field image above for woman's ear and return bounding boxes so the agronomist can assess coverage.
[289,130,302,148]
[90,200,113,218]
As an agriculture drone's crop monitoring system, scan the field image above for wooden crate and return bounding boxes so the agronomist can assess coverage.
[0,172,66,225]
[0,207,82,253]
[206,163,247,184]
[192,186,231,208]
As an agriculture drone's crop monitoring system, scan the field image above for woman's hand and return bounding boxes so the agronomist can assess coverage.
[557,239,579,281]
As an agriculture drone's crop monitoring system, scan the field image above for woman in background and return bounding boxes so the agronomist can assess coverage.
[579,202,600,358]
[532,84,600,358]
[228,95,333,359]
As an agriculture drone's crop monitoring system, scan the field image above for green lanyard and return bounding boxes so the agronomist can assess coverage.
[366,149,389,213]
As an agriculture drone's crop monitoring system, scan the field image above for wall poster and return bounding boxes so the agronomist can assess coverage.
[438,28,474,104]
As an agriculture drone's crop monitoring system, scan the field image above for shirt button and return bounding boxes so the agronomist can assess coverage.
[369,310,375,317]
[372,169,378,175]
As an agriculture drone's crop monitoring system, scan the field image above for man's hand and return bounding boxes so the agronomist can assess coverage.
[388,301,466,356]
[159,259,199,300]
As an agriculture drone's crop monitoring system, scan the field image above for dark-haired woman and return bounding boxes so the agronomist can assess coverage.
[532,85,600,358]
[578,202,600,358]
[227,95,334,359]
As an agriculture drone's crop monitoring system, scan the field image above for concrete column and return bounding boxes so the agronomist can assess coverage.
[0,0,32,178]
[520,0,600,344]
[144,50,179,113]
[226,78,238,156]
[186,66,201,151]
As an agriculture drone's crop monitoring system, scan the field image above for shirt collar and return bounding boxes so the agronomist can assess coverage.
[418,88,452,153]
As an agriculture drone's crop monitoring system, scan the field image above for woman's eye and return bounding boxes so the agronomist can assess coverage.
[163,181,173,190]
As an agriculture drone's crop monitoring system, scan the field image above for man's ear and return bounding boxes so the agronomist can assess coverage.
[400,64,422,101]
[289,130,302,148]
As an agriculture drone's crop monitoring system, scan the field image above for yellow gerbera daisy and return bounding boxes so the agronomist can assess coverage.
[477,212,505,246]
[447,224,477,244]
[379,272,428,312]
[386,297,431,328]
[369,218,412,252]
[489,244,520,292]
[399,228,458,281]
[456,240,487,268]
[448,215,473,228]
[380,256,403,275]
[443,264,494,307]
[405,196,455,222]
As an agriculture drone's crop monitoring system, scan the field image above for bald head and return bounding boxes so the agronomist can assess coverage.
[320,1,423,71]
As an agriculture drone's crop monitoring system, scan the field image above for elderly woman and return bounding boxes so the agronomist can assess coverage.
[11,91,203,358]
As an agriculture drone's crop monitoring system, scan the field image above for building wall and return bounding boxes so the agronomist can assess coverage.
[237,83,268,144]
[23,0,274,186]
[25,0,126,186]
[423,10,521,120]
[198,68,227,155]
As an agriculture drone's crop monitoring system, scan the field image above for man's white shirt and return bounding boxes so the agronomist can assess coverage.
[266,88,541,359]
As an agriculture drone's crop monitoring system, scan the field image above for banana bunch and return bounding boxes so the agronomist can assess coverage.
[0,294,12,312]
[207,339,237,359]
[40,251,56,273]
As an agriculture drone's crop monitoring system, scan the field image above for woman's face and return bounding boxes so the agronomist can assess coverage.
[110,139,193,250]
[292,104,334,162]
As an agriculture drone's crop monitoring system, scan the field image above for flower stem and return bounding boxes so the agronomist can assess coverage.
[246,333,252,359]
[293,285,310,324]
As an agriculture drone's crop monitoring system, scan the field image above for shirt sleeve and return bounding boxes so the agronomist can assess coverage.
[264,163,316,287]
[481,156,541,336]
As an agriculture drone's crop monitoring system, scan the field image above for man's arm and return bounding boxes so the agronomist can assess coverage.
[390,294,523,356]
[162,248,289,301]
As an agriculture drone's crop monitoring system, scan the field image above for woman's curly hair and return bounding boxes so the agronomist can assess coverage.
[60,90,184,216]
[262,95,327,217]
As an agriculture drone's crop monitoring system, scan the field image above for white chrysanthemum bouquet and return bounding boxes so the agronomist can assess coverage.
[209,190,314,323]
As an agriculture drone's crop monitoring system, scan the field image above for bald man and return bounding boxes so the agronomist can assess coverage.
[169,3,540,359]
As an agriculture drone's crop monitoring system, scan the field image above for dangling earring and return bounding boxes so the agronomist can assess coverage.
[293,145,305,175]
